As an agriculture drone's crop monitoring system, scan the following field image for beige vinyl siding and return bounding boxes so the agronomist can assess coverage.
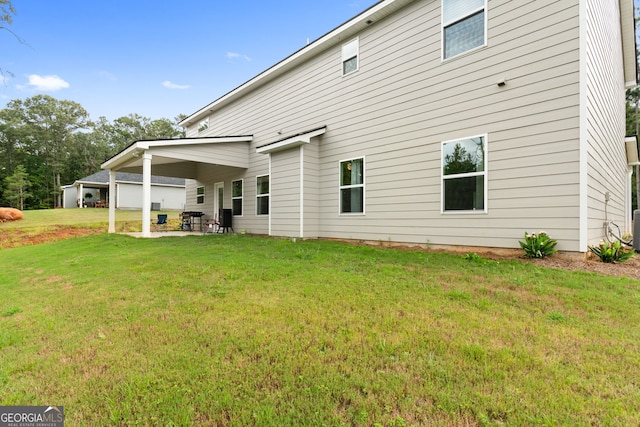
[584,0,630,245]
[184,0,585,250]
[271,148,301,237]
[303,142,321,238]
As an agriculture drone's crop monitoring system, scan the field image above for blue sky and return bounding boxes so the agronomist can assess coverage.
[0,0,378,122]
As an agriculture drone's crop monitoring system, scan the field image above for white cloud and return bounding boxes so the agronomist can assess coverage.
[22,74,70,91]
[227,52,252,62]
[162,80,190,90]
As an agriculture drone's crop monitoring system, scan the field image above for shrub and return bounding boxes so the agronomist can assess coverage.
[588,240,635,263]
[519,231,558,258]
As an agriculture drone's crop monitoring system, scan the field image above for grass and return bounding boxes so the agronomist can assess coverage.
[0,209,183,248]
[0,212,639,425]
[0,208,183,231]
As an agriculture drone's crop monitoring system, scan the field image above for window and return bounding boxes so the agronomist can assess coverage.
[342,38,359,75]
[442,135,486,212]
[196,186,205,205]
[198,118,209,133]
[256,175,269,215]
[232,179,243,216]
[340,157,364,214]
[442,0,486,59]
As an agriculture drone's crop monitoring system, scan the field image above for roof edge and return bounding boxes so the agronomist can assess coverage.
[179,0,414,127]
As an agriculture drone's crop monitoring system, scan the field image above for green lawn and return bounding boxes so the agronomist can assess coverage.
[0,208,181,231]
[0,226,639,425]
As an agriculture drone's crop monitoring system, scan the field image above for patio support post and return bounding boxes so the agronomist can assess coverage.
[78,183,84,208]
[142,152,152,237]
[108,169,116,233]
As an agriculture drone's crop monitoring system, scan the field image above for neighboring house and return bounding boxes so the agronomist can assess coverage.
[62,170,186,210]
[102,0,637,252]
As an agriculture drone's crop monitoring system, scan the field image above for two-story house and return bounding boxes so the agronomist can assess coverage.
[102,0,637,253]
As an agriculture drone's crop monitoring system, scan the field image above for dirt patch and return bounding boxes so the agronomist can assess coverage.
[522,253,640,281]
[0,227,102,250]
[336,239,640,281]
[430,245,640,281]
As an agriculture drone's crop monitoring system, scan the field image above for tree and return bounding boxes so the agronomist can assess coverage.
[4,95,92,207]
[4,164,30,210]
[0,93,186,209]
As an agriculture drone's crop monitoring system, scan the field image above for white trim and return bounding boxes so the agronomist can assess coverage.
[626,168,633,234]
[213,182,224,214]
[198,117,209,133]
[440,134,488,214]
[196,185,206,205]
[441,0,487,61]
[269,157,272,235]
[141,153,152,238]
[300,145,305,238]
[108,170,116,233]
[256,173,270,217]
[232,179,244,217]
[626,136,640,166]
[338,156,366,216]
[342,37,360,76]
[578,0,588,251]
[256,127,326,154]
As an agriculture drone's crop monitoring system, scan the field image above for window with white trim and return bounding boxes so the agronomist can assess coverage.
[232,179,243,216]
[442,0,486,59]
[340,157,364,214]
[442,135,486,212]
[342,38,359,76]
[198,118,209,133]
[196,186,205,205]
[256,175,269,215]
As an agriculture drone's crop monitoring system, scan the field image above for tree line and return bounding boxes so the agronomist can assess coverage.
[0,94,184,209]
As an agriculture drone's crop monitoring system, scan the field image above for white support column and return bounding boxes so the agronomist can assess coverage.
[627,168,633,234]
[78,184,84,208]
[108,170,116,233]
[142,152,152,237]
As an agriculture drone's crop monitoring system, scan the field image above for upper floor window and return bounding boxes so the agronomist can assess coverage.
[442,0,486,59]
[232,179,243,216]
[196,186,205,205]
[442,135,486,212]
[256,175,269,216]
[342,38,359,76]
[340,157,364,214]
[198,118,209,133]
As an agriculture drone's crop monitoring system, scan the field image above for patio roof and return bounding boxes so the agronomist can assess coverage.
[101,135,253,179]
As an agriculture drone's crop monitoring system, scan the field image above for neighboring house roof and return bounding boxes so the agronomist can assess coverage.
[72,170,185,186]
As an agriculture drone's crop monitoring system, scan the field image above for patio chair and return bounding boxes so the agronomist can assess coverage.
[202,215,220,235]
[153,214,168,231]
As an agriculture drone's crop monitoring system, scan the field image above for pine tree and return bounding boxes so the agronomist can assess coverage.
[4,164,30,210]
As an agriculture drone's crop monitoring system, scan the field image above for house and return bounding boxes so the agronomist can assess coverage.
[62,170,185,210]
[102,0,637,253]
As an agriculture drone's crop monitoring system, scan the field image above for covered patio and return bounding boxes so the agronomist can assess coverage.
[101,136,253,237]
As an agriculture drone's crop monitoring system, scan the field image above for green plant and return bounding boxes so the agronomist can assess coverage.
[519,231,558,258]
[463,252,482,262]
[588,240,635,263]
